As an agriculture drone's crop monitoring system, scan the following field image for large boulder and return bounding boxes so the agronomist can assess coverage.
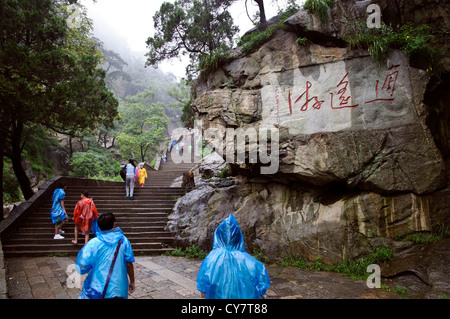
[168,182,449,262]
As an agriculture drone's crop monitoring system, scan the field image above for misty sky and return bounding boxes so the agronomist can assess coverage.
[80,0,303,79]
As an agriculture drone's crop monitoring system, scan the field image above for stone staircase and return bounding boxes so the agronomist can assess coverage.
[2,152,196,257]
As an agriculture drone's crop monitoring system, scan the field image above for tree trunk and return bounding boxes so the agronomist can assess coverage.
[254,0,267,24]
[68,136,73,157]
[108,137,116,149]
[103,133,108,148]
[140,145,145,163]
[10,152,34,200]
[9,120,34,200]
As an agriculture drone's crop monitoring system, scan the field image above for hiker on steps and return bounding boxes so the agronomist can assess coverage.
[120,158,136,200]
[138,163,147,187]
[75,212,135,299]
[50,182,68,240]
[72,190,98,245]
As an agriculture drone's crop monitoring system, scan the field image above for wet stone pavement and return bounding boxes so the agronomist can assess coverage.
[4,255,402,299]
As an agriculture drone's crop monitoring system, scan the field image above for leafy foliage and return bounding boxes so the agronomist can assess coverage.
[145,0,239,79]
[295,37,308,46]
[239,22,288,53]
[3,160,23,204]
[198,49,233,73]
[395,224,450,244]
[22,125,65,175]
[0,0,118,135]
[303,0,334,23]
[237,7,298,54]
[346,21,439,73]
[0,0,118,200]
[116,89,168,162]
[279,245,394,280]
[165,245,208,259]
[95,39,132,93]
[69,149,121,180]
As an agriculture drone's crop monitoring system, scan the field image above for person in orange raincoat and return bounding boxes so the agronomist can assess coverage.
[72,190,98,245]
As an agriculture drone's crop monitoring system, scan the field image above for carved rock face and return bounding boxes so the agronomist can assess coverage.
[174,5,449,276]
[192,29,445,194]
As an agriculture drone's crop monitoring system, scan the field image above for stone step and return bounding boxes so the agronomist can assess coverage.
[6,235,174,248]
[51,198,181,205]
[64,187,186,193]
[38,208,174,214]
[61,192,185,198]
[31,211,170,218]
[27,218,169,225]
[3,247,175,257]
[67,185,185,189]
[38,202,177,210]
[19,222,169,230]
[2,240,166,251]
[16,224,168,234]
[9,231,174,239]
[2,164,192,256]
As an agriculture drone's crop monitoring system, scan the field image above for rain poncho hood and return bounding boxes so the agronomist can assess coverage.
[76,227,135,299]
[50,188,66,224]
[196,214,271,299]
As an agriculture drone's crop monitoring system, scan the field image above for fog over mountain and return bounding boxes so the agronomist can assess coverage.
[80,0,296,79]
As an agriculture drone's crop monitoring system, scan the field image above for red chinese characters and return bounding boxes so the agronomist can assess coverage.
[365,65,400,104]
[288,81,325,114]
[330,72,359,109]
[286,64,401,115]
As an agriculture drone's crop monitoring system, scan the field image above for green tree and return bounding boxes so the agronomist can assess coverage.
[145,0,239,79]
[0,0,118,207]
[2,160,22,204]
[94,39,132,92]
[69,149,121,180]
[117,89,168,163]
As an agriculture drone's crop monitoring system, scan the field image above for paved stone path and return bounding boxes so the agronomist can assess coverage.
[4,255,403,299]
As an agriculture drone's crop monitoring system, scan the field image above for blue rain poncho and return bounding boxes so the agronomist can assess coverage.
[76,227,135,299]
[50,188,66,224]
[196,214,271,299]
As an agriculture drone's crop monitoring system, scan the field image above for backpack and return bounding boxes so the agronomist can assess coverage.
[120,166,126,181]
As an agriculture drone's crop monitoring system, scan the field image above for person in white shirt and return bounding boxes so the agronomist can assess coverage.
[120,159,136,200]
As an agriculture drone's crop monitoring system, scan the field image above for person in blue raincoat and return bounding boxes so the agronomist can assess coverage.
[76,212,135,299]
[196,214,271,299]
[50,183,68,240]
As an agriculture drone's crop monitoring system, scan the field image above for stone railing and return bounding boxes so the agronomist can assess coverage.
[154,157,162,171]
